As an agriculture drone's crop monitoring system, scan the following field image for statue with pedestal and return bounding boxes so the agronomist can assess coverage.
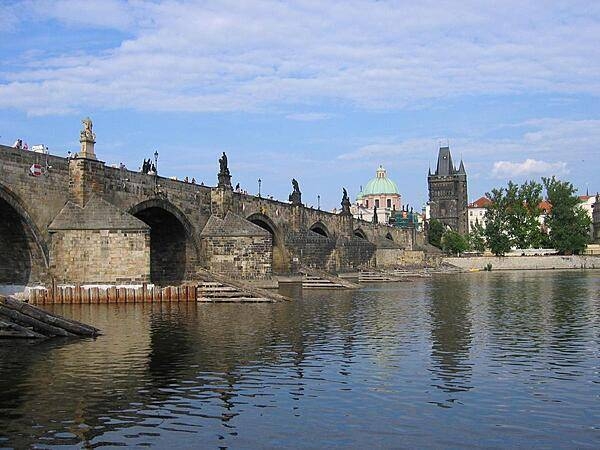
[78,117,97,160]
[217,152,232,190]
[341,187,351,215]
[289,178,302,205]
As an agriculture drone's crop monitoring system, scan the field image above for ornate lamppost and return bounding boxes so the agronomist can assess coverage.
[317,194,320,210]
[154,150,159,194]
[258,178,262,197]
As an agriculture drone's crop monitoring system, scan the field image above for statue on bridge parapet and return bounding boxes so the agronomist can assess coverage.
[341,187,351,215]
[289,178,302,205]
[78,116,97,160]
[217,151,232,190]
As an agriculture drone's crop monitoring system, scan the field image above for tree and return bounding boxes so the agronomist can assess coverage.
[441,230,469,255]
[428,219,444,249]
[542,176,591,254]
[468,220,486,253]
[484,187,512,255]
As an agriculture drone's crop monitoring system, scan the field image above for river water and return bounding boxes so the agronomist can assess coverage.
[1,271,599,449]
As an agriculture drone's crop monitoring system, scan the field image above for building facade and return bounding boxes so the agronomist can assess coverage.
[427,146,468,234]
[352,165,401,224]
[467,196,491,233]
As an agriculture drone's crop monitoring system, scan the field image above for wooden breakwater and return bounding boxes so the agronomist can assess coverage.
[29,284,200,305]
[0,295,101,339]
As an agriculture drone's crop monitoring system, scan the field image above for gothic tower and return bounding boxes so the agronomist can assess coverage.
[427,146,468,234]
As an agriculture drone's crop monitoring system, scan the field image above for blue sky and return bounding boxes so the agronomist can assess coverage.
[1,0,599,210]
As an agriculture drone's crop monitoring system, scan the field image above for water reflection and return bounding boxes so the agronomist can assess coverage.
[0,271,599,449]
[428,275,474,398]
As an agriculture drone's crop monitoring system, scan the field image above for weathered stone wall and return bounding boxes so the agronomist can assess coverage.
[50,229,150,283]
[444,255,600,271]
[202,235,272,279]
[285,231,337,270]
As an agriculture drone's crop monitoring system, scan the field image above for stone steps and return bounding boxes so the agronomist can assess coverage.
[359,271,401,283]
[197,281,271,302]
[302,276,348,289]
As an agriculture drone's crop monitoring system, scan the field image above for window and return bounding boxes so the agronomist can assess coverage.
[387,199,391,208]
[375,199,380,208]
[365,200,369,208]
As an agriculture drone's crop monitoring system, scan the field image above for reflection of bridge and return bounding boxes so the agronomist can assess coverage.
[0,126,421,286]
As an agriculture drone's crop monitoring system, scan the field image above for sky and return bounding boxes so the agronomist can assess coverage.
[1,0,599,210]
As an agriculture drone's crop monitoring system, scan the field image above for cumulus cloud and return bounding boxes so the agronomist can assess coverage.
[491,159,568,178]
[1,1,600,115]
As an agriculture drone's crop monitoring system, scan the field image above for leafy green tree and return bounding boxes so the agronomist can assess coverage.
[484,187,512,255]
[512,180,545,248]
[468,220,486,253]
[542,176,591,254]
[441,230,469,255]
[428,218,444,248]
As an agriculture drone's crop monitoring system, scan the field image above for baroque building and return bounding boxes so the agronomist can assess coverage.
[427,146,468,234]
[352,165,401,224]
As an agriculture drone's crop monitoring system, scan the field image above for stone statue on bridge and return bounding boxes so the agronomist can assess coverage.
[289,178,302,205]
[78,116,97,159]
[217,151,232,189]
[341,188,351,215]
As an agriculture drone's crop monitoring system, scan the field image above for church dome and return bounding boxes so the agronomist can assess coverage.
[358,166,399,199]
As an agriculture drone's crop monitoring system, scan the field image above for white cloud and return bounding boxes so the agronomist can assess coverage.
[491,159,568,178]
[1,1,600,115]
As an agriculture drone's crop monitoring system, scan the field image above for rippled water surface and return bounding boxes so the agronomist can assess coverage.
[1,271,599,449]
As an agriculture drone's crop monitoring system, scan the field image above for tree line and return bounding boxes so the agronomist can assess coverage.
[428,176,592,256]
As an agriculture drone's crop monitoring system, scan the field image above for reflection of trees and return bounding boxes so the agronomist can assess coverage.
[428,275,473,396]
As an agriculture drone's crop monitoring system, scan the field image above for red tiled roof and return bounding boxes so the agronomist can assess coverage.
[469,196,492,208]
[538,200,552,213]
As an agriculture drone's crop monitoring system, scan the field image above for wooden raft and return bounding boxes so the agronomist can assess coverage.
[0,295,101,339]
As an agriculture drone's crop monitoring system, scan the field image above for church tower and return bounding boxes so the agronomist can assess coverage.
[427,146,468,234]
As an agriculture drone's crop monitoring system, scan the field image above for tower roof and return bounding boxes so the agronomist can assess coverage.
[435,146,454,175]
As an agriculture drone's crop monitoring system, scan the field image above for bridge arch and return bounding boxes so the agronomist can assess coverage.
[354,228,368,241]
[130,199,198,285]
[246,213,288,273]
[0,183,48,285]
[309,221,330,238]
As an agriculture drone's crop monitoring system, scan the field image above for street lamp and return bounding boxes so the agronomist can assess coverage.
[258,178,262,197]
[154,150,159,194]
[317,195,320,210]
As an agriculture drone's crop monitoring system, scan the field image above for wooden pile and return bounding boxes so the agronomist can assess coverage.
[0,295,101,339]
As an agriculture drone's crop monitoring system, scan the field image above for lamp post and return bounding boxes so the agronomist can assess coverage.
[317,195,320,210]
[154,150,159,194]
[258,178,262,197]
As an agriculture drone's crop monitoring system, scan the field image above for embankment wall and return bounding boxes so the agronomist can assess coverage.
[444,255,600,271]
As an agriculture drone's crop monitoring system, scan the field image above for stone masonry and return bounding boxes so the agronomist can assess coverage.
[0,119,423,285]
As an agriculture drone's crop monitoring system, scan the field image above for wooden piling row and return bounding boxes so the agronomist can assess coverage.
[29,284,199,305]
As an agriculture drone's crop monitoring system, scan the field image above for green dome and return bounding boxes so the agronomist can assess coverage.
[357,166,399,200]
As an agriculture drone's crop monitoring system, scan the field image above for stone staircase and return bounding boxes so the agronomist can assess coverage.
[196,281,273,302]
[302,275,349,290]
[359,270,403,283]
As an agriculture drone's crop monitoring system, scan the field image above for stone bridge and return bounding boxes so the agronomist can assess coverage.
[0,126,421,286]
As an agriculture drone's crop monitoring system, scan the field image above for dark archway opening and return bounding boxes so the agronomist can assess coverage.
[354,229,368,240]
[247,215,286,273]
[0,197,33,285]
[385,232,394,241]
[133,207,187,285]
[310,223,329,238]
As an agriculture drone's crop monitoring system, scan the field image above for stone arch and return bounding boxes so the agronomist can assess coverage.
[246,212,288,273]
[130,199,198,285]
[0,183,48,285]
[354,228,368,241]
[309,221,330,238]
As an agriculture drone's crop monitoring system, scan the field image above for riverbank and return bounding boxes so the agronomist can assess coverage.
[444,255,600,271]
